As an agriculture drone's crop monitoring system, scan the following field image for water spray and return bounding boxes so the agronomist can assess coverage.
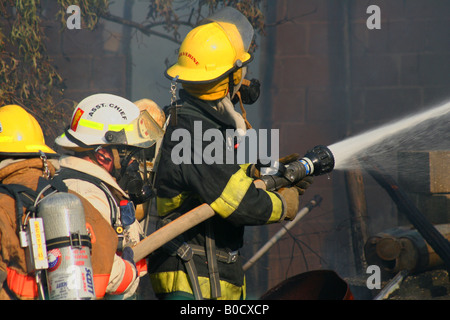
[261,145,335,191]
[328,101,450,170]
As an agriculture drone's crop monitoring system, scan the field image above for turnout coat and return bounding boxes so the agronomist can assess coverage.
[148,91,287,300]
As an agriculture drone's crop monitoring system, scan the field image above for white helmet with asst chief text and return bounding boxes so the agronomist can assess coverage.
[55,94,164,151]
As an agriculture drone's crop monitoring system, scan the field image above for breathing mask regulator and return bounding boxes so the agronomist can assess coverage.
[232,78,261,105]
[114,146,156,205]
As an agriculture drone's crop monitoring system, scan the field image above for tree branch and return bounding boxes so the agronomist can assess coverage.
[99,11,183,45]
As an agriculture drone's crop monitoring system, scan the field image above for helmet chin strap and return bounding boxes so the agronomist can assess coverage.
[110,147,122,172]
[224,65,252,131]
[64,126,92,150]
[228,73,235,99]
[228,63,246,100]
[235,90,252,130]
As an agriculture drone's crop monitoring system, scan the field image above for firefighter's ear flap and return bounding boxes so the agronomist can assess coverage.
[110,147,122,171]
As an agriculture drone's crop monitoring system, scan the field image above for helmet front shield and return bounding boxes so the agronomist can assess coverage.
[104,110,164,148]
[202,6,254,54]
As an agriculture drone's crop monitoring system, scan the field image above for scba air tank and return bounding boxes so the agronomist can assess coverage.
[38,192,96,300]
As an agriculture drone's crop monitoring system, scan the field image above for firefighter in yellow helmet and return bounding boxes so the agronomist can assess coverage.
[0,105,120,299]
[148,7,312,300]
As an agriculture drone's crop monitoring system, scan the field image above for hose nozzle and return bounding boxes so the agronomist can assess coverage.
[301,145,335,176]
[261,145,335,191]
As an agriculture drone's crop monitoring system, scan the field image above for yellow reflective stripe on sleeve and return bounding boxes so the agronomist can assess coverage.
[266,191,284,223]
[108,123,134,132]
[79,118,104,130]
[149,270,245,300]
[156,192,189,216]
[210,169,253,219]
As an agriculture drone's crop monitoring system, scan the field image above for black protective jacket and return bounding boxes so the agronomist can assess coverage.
[148,91,285,299]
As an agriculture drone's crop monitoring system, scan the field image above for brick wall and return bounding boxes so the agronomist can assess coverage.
[254,0,450,295]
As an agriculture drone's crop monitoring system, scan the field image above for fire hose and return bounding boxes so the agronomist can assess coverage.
[132,203,215,262]
[131,145,335,262]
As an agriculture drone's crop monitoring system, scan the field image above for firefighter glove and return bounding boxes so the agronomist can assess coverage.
[246,153,301,179]
[247,163,261,179]
[293,176,314,195]
[278,187,300,221]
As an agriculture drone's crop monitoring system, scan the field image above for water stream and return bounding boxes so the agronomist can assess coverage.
[328,101,450,172]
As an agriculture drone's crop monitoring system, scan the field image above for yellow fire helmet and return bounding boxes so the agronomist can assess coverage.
[165,7,254,84]
[0,104,57,156]
[55,93,164,151]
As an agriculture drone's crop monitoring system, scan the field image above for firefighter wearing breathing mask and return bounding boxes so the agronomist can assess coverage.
[148,7,312,300]
[0,105,123,299]
[54,93,164,299]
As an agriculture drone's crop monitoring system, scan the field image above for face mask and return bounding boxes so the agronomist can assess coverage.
[233,78,261,105]
[118,159,155,204]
